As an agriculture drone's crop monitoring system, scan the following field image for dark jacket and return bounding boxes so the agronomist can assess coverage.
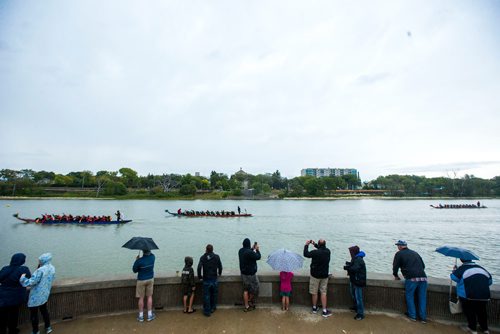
[181,266,195,288]
[0,253,31,307]
[451,261,492,300]
[303,244,331,279]
[197,252,222,280]
[133,253,155,281]
[392,248,426,279]
[238,239,261,276]
[346,251,366,287]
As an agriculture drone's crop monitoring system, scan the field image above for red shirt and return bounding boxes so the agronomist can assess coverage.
[280,271,294,292]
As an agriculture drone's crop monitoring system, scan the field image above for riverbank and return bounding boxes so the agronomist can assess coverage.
[2,195,497,201]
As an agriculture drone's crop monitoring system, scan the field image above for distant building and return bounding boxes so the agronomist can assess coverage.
[301,168,359,179]
[195,172,200,177]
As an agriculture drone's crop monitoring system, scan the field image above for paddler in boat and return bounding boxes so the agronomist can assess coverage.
[115,210,121,221]
[178,208,182,215]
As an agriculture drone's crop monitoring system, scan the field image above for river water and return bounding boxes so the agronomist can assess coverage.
[0,199,498,280]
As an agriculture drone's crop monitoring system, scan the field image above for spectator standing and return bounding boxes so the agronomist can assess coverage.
[197,244,223,317]
[0,253,31,334]
[303,239,332,318]
[392,240,427,323]
[20,253,55,334]
[132,250,155,322]
[343,245,366,320]
[279,271,293,311]
[451,259,492,334]
[181,256,196,314]
[238,238,261,312]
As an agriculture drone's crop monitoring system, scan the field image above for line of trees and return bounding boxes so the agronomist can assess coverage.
[0,168,499,198]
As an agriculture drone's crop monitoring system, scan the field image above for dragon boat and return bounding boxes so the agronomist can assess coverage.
[430,204,487,209]
[166,210,252,217]
[13,213,131,225]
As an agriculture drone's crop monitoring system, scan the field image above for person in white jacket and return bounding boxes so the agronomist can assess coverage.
[20,253,56,334]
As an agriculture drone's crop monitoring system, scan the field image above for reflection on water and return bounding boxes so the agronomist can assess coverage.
[0,199,498,279]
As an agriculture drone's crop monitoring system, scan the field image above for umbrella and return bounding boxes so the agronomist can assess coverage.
[436,245,479,312]
[122,237,159,251]
[266,248,304,272]
[435,245,479,261]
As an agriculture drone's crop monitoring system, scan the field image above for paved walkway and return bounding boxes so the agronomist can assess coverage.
[21,306,496,334]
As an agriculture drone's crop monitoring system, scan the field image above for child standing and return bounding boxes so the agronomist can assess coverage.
[279,271,294,311]
[181,256,196,313]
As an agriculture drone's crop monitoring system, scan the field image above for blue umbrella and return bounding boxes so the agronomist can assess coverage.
[435,245,479,261]
[266,248,304,272]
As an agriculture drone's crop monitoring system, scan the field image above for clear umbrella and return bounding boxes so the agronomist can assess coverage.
[266,248,304,272]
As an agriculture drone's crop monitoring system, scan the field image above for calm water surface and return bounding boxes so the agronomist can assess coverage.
[0,199,498,280]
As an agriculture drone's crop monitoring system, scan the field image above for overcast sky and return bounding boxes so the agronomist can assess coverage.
[1,0,499,181]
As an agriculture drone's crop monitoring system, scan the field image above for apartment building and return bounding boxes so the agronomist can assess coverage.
[301,168,359,178]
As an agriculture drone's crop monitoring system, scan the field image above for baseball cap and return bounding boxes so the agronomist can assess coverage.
[395,240,407,246]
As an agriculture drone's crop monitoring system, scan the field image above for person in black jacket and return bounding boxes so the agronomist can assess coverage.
[197,244,222,317]
[181,256,196,314]
[238,238,261,312]
[451,259,492,333]
[392,240,427,323]
[0,253,31,334]
[304,239,332,318]
[344,245,366,320]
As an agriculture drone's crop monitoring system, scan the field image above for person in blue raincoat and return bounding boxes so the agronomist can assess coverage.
[451,259,492,334]
[0,253,31,334]
[20,253,56,334]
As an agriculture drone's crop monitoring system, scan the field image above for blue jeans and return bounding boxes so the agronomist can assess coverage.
[404,280,427,320]
[203,279,218,316]
[349,282,364,316]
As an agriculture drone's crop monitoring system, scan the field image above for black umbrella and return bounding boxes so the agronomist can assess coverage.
[122,237,159,251]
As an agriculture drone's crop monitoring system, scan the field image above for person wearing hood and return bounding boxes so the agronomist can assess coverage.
[181,256,196,314]
[238,238,261,312]
[304,239,332,318]
[0,253,31,334]
[20,253,55,334]
[343,245,366,320]
[451,259,492,334]
[197,244,223,317]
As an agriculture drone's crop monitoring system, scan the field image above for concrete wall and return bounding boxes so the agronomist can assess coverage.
[19,272,500,326]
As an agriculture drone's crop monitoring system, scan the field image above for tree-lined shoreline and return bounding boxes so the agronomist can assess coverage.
[1,168,499,199]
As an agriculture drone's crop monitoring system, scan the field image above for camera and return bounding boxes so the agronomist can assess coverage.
[343,261,352,271]
[309,240,315,244]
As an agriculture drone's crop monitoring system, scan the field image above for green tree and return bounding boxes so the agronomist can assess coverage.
[119,167,139,188]
[179,183,197,196]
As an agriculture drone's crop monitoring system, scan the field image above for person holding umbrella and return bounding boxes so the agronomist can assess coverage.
[266,248,304,311]
[133,249,156,322]
[451,259,492,334]
[124,237,159,322]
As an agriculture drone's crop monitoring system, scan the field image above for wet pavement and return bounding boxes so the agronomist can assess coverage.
[20,305,497,334]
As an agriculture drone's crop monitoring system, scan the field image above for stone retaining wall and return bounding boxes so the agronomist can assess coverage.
[19,272,500,327]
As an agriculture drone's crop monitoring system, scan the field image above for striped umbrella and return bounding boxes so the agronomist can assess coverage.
[266,248,304,272]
